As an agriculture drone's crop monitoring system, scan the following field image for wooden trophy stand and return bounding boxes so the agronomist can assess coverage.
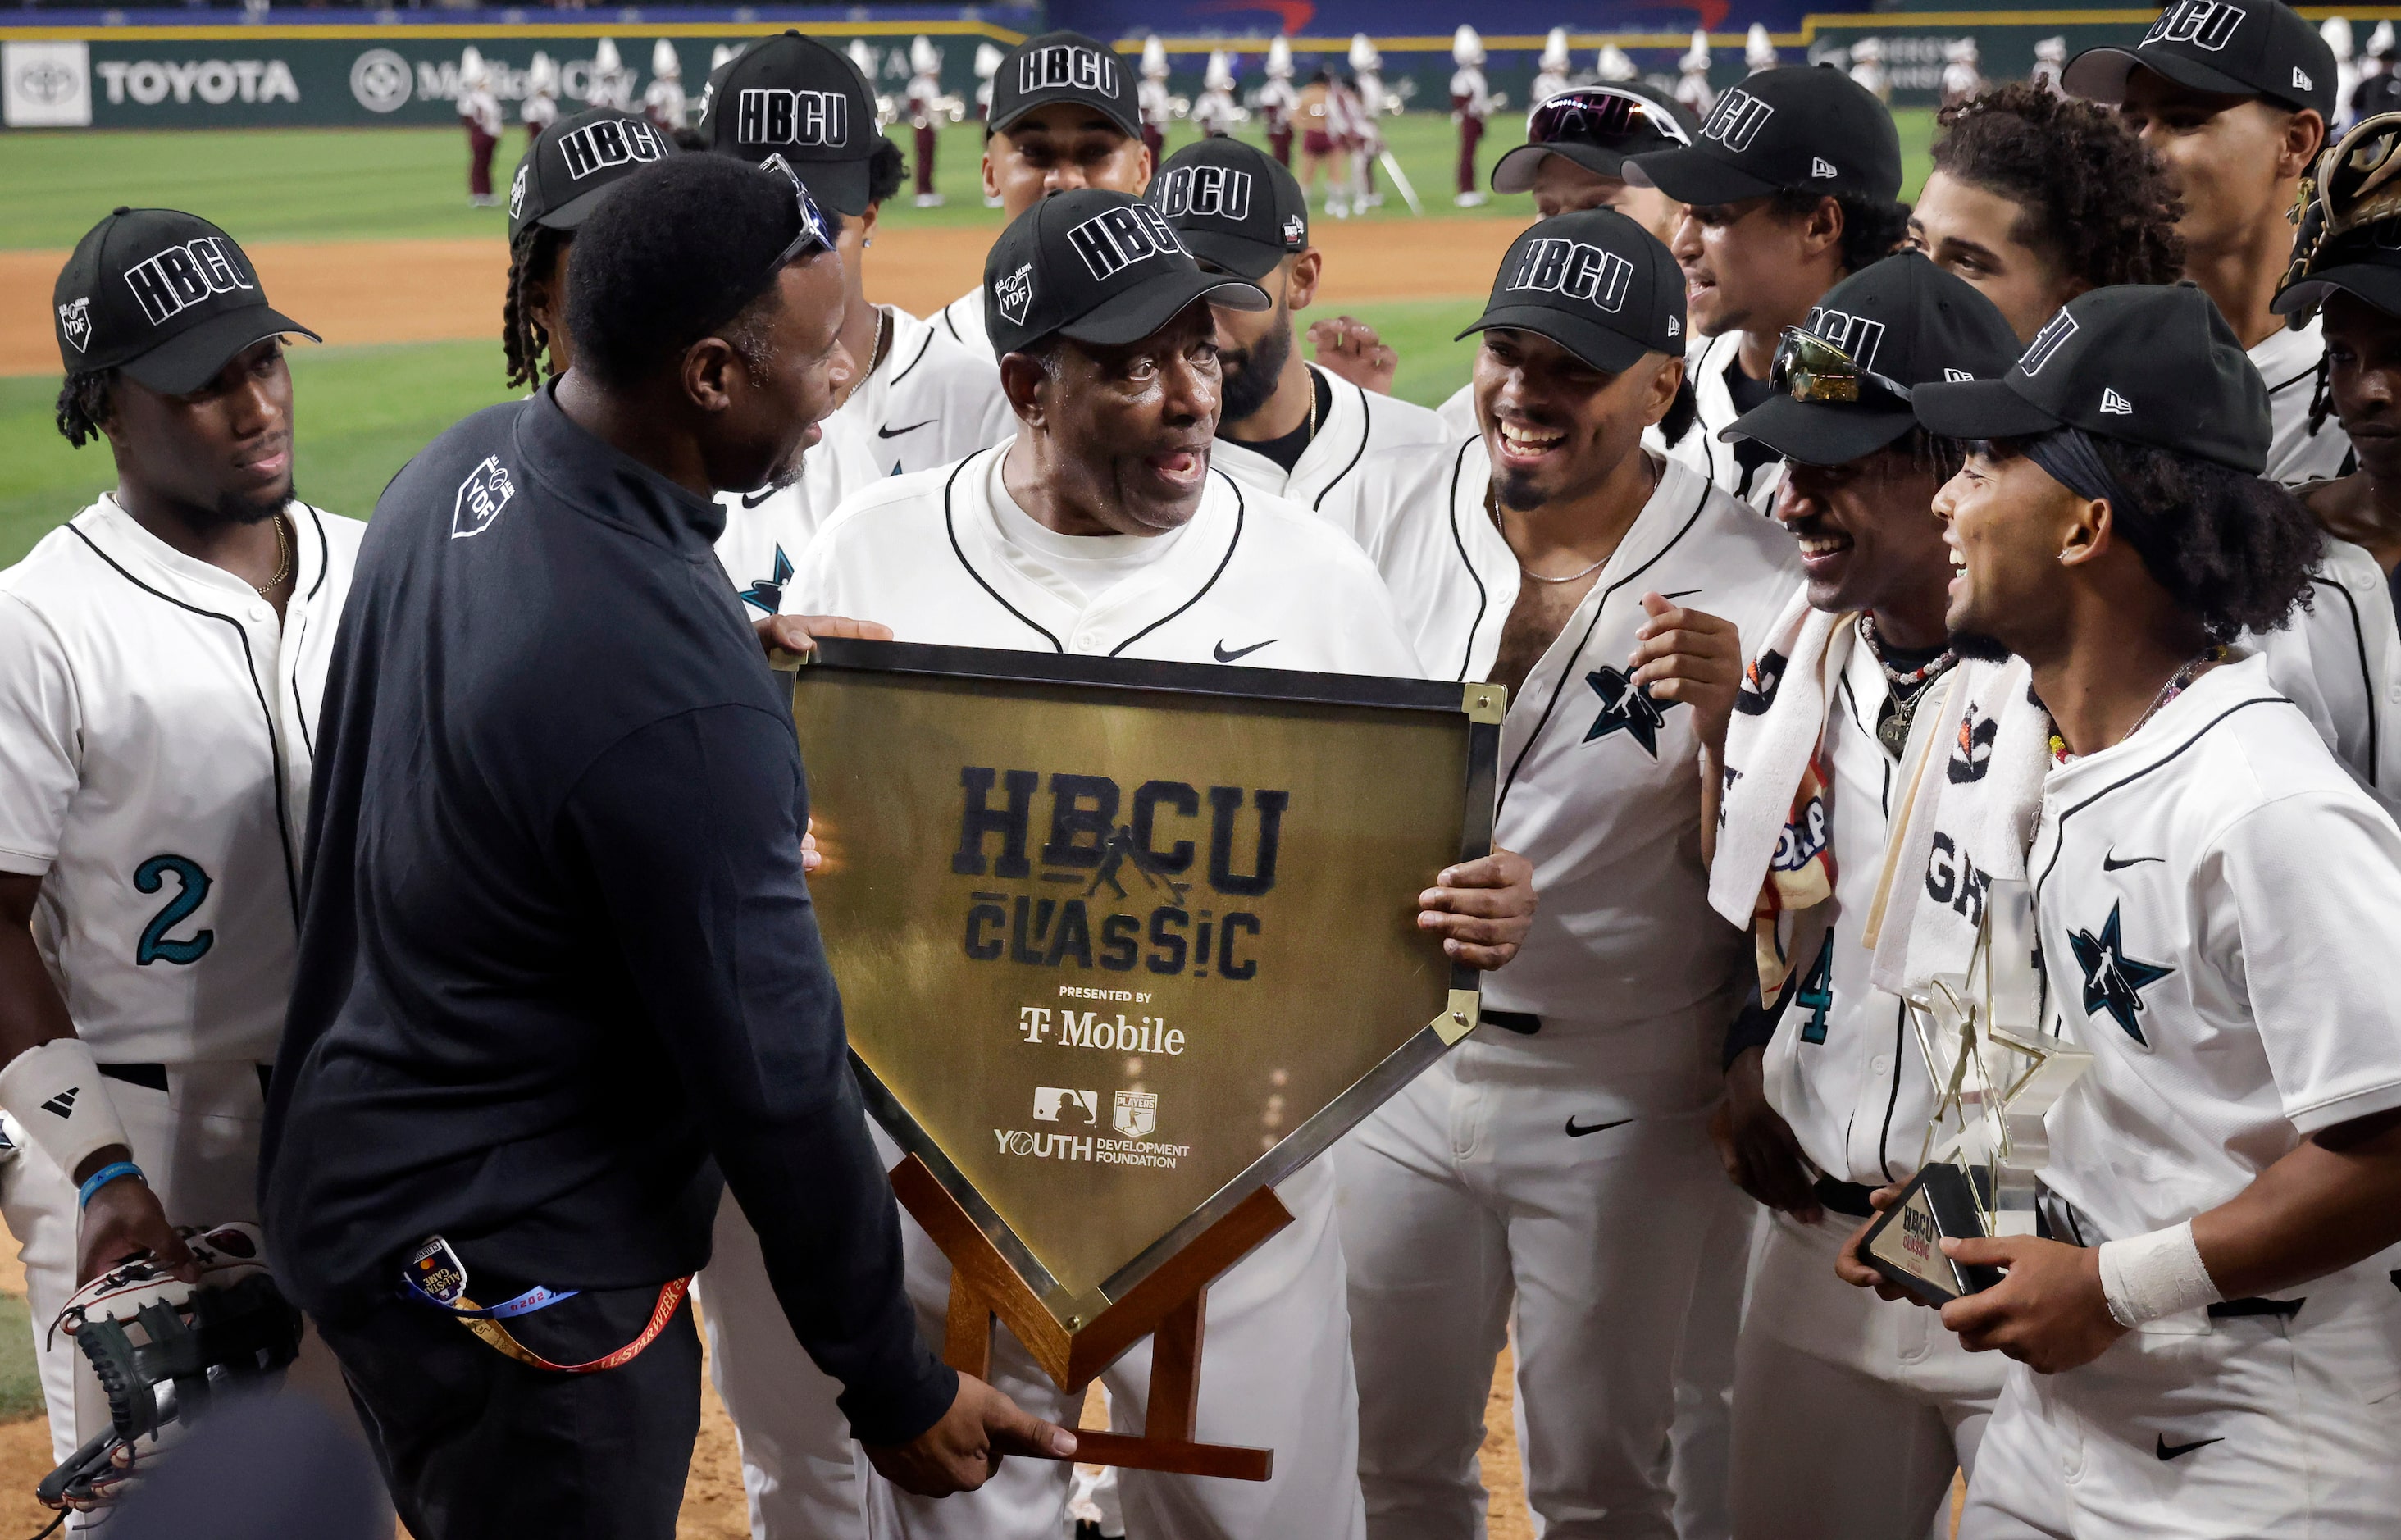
[888,1155,1291,1481]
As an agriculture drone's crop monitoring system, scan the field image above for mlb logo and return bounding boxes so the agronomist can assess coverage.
[452,455,515,539]
[57,296,91,353]
[508,164,529,221]
[1283,214,1305,248]
[1114,1089,1158,1139]
[1034,1087,1099,1124]
[994,262,1035,326]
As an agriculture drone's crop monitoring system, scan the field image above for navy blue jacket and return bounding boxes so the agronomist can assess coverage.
[262,385,952,1445]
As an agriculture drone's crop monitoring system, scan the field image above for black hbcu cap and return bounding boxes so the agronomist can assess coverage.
[1148,138,1310,280]
[508,107,676,240]
[1912,285,2271,473]
[1625,64,1902,206]
[697,30,882,213]
[1493,82,1697,194]
[983,188,1268,358]
[1724,253,2023,466]
[52,207,317,393]
[990,30,1142,141]
[2066,0,2335,116]
[1457,207,1684,374]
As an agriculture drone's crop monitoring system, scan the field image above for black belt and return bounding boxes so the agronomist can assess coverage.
[98,1063,272,1096]
[1482,1009,1542,1036]
[1813,1177,1878,1219]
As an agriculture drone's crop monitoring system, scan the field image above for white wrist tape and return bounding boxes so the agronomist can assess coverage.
[0,1037,130,1182]
[2098,1222,2221,1328]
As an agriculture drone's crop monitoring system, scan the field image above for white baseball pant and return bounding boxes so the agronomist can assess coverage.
[1335,998,1739,1539]
[1669,1182,1754,1540]
[1729,1209,2000,1540]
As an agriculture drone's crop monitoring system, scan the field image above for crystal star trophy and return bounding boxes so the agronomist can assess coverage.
[1857,879,2093,1304]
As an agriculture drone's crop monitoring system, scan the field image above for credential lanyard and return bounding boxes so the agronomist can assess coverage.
[400,1236,690,1375]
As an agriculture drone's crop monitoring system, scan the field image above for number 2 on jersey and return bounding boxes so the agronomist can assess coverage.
[133,854,214,966]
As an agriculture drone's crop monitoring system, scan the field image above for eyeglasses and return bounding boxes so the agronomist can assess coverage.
[1525,87,1693,152]
[757,153,836,275]
[1770,326,1915,406]
[2287,112,2401,296]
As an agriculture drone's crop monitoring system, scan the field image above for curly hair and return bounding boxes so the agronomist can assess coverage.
[502,221,569,390]
[2004,434,2323,640]
[1769,188,1913,278]
[868,137,906,206]
[54,368,115,448]
[1932,84,2185,291]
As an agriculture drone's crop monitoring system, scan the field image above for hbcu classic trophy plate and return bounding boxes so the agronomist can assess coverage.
[1857,878,2093,1306]
[781,640,1502,1479]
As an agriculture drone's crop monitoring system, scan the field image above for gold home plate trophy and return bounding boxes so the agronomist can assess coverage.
[783,640,1502,1479]
[1858,878,2092,1305]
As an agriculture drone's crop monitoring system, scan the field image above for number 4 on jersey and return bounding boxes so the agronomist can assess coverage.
[133,854,213,967]
[1793,936,1833,1045]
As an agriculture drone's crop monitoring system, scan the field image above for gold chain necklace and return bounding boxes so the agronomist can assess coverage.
[255,513,290,600]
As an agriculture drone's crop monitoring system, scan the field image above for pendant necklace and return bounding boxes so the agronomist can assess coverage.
[1862,614,1956,759]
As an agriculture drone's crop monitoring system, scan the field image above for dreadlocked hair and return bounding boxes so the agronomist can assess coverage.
[502,222,569,390]
[1769,188,1913,277]
[54,369,115,448]
[1933,84,2185,290]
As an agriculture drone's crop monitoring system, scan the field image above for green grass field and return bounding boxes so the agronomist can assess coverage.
[0,110,1934,563]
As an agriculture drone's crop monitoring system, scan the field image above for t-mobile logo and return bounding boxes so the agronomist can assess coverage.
[122,237,255,327]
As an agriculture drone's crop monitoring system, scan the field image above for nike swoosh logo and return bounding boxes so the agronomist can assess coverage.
[876,420,938,439]
[2102,850,2165,871]
[1214,639,1277,663]
[739,488,777,509]
[2156,1434,2222,1461]
[1565,1117,1633,1137]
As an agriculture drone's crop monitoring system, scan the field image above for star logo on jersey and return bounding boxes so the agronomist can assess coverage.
[2068,900,2174,1046]
[1582,667,1679,757]
[740,545,792,614]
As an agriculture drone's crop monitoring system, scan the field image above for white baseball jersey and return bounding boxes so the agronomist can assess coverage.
[1323,438,1803,1027]
[717,303,1010,616]
[2252,536,2401,811]
[2030,653,2401,1255]
[936,285,991,359]
[2252,313,2352,485]
[1210,363,1447,513]
[1663,329,1785,512]
[0,497,362,1066]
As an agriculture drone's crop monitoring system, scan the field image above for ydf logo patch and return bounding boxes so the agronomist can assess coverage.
[57,297,93,353]
[452,455,516,540]
[994,262,1035,326]
[121,237,253,328]
[1505,237,1633,314]
[1065,203,1184,282]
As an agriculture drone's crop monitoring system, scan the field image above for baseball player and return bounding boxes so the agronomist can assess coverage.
[1681,255,2027,1540]
[1317,208,1803,1539]
[793,187,1534,1540]
[1450,27,1492,208]
[1147,138,1446,510]
[2,207,359,1478]
[1624,66,1911,508]
[1852,281,2401,1540]
[699,34,1011,613]
[2063,0,2349,481]
[500,106,677,390]
[934,30,1153,358]
[1907,84,2184,342]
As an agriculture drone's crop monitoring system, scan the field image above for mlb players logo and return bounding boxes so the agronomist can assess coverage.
[2016,310,2079,376]
[1018,43,1118,98]
[1034,1087,1099,1124]
[1283,215,1306,248]
[735,88,849,148]
[452,455,516,540]
[555,116,667,180]
[994,262,1035,326]
[1113,1089,1158,1139]
[57,297,92,353]
[1152,164,1253,223]
[1807,307,1887,371]
[2143,0,2245,51]
[121,238,255,328]
[1065,203,1184,282]
[509,164,529,221]
[1700,89,1774,153]
[1505,238,1633,314]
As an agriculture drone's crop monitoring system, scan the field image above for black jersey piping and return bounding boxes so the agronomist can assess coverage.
[941,306,968,348]
[2029,696,2289,907]
[1693,333,1726,487]
[1877,998,1907,1182]
[1109,470,1246,657]
[942,450,1064,653]
[1310,375,1374,511]
[889,327,937,387]
[2307,572,2377,784]
[1495,471,1712,818]
[63,522,302,927]
[292,504,330,754]
[1442,436,1489,683]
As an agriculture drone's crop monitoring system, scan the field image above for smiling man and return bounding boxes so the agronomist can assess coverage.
[0,207,358,1492]
[2065,0,2347,481]
[797,185,1536,1540]
[264,154,1068,1540]
[1626,64,1911,508]
[1845,281,2401,1540]
[1319,208,1801,1538]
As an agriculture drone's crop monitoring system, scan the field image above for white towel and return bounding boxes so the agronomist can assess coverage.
[1864,654,2051,1003]
[1708,589,1854,995]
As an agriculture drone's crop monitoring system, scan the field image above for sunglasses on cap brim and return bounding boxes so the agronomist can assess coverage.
[1525,87,1693,152]
[757,153,836,274]
[1770,326,1914,407]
